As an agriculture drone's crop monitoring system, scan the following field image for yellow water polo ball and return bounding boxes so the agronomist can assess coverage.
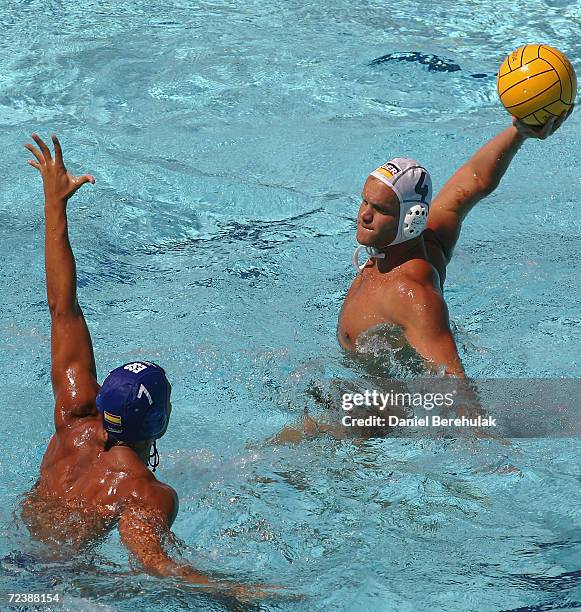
[497,44,577,126]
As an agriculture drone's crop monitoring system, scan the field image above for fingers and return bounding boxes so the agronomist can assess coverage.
[551,113,567,133]
[51,133,64,167]
[24,143,45,166]
[512,117,538,139]
[552,106,574,133]
[75,174,96,186]
[513,115,563,140]
[562,106,573,122]
[539,116,556,139]
[27,160,41,170]
[513,103,573,140]
[31,133,52,162]
[69,174,96,195]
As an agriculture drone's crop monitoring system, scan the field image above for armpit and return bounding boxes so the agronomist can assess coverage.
[423,229,448,288]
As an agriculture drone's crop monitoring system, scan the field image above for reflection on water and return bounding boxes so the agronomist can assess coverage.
[1,0,580,609]
[353,323,431,378]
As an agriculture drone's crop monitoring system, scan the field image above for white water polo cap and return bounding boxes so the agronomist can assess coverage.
[369,157,433,246]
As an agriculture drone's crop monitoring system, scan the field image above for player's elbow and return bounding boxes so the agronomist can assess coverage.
[48,298,81,318]
[479,175,499,197]
[467,164,497,197]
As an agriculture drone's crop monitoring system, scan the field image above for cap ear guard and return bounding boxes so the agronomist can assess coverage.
[369,157,432,247]
[401,202,429,240]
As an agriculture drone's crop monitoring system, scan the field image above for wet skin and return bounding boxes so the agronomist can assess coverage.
[337,113,573,376]
[338,177,455,371]
[22,132,181,567]
[22,414,177,550]
[21,133,274,602]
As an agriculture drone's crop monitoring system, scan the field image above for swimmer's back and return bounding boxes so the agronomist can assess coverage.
[23,416,176,547]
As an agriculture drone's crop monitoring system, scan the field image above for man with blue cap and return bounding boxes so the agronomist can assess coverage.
[21,133,264,601]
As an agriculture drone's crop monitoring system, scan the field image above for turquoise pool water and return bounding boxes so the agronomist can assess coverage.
[0,1,580,610]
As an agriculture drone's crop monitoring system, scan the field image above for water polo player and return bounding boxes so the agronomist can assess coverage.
[338,112,573,374]
[21,134,264,600]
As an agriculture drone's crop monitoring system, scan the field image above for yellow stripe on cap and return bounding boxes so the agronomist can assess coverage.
[374,166,395,181]
[104,411,122,425]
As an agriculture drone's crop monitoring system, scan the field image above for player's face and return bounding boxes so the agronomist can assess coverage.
[356,177,400,248]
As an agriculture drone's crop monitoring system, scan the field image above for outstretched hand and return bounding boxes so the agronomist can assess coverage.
[513,105,574,140]
[25,133,95,202]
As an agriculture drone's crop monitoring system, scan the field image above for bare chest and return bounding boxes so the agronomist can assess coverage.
[338,269,402,350]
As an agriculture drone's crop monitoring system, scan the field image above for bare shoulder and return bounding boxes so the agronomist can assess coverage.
[54,368,100,429]
[126,476,179,526]
[385,259,443,299]
[43,415,103,464]
[384,263,447,329]
[388,275,443,307]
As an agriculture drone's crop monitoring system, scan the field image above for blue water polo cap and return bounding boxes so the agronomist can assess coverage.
[96,361,170,442]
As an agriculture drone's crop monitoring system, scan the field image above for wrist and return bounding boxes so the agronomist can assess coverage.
[510,123,528,144]
[44,195,68,208]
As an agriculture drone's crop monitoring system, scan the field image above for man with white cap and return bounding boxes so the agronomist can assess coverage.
[338,114,572,375]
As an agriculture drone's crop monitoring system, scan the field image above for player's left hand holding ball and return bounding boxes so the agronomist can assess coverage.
[513,104,574,140]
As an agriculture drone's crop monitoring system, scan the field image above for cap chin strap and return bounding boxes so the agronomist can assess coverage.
[352,245,386,273]
[148,440,160,472]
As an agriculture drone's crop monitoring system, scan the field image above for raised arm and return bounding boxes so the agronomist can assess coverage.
[426,110,573,262]
[25,133,97,427]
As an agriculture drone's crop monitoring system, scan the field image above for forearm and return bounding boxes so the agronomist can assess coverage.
[143,552,257,597]
[44,198,79,315]
[466,124,526,194]
[148,555,212,585]
[154,558,261,600]
[120,513,214,587]
[120,510,267,601]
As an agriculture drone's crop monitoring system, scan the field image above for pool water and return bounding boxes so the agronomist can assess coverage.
[0,0,580,610]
